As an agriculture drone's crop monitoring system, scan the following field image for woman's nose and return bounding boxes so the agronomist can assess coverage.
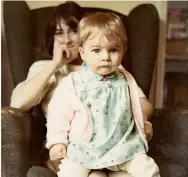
[63,33,71,44]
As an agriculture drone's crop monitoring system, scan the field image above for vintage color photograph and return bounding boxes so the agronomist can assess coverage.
[1,1,188,177]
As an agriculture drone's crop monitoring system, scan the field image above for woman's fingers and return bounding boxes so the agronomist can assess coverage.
[144,121,153,141]
[53,39,74,66]
[60,44,70,59]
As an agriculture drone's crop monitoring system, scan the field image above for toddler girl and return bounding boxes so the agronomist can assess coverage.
[46,12,160,177]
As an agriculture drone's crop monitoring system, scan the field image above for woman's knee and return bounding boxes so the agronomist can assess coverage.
[89,170,107,177]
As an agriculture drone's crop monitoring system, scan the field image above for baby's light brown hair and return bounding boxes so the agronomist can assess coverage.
[78,12,127,53]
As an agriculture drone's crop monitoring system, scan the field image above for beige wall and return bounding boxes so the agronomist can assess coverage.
[26,1,167,108]
[26,1,165,16]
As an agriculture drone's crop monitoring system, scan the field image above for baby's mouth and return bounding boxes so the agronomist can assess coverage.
[100,65,111,68]
[100,63,111,67]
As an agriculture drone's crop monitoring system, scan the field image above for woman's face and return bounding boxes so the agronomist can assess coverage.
[54,19,80,62]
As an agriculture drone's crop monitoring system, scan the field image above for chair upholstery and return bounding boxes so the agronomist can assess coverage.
[149,107,188,177]
[2,1,188,177]
[3,1,34,86]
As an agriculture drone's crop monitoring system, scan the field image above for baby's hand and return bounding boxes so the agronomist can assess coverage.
[49,144,66,161]
[144,121,153,141]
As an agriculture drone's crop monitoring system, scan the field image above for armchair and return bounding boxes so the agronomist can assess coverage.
[2,1,188,177]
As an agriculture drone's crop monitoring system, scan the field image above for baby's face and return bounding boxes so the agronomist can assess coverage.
[79,32,124,75]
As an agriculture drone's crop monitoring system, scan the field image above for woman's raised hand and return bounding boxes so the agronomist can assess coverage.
[52,40,72,69]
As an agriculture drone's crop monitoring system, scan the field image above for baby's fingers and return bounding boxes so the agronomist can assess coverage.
[50,151,64,161]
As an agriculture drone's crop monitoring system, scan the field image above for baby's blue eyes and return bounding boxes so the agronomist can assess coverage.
[92,48,118,53]
[110,48,118,53]
[92,49,100,53]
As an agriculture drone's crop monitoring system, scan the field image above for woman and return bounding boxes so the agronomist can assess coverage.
[11,1,153,177]
[11,1,83,113]
[11,2,107,177]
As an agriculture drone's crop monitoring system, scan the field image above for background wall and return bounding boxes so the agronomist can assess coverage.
[26,1,165,16]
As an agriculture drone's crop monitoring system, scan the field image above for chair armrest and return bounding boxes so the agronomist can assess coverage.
[2,106,29,115]
[153,107,188,119]
[1,106,32,177]
[160,163,188,177]
[149,107,188,170]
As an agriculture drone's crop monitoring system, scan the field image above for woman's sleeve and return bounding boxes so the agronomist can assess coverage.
[21,60,56,104]
[137,86,146,98]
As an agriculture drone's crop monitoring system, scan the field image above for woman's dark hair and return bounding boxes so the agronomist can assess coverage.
[44,1,84,56]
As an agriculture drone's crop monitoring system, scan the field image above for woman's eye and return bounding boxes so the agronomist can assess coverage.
[55,31,63,35]
[69,29,77,34]
[92,49,100,53]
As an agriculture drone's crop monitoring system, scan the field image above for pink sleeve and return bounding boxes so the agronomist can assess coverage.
[45,78,74,149]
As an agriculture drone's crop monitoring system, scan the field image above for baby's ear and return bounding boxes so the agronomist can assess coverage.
[78,47,85,61]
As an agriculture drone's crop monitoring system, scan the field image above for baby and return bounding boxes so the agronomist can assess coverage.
[46,12,160,177]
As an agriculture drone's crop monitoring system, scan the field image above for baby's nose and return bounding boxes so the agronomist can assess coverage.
[102,52,111,61]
